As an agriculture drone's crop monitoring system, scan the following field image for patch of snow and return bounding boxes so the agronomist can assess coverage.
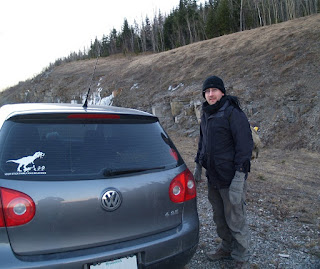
[100,92,114,106]
[168,83,184,91]
[97,77,103,87]
[130,83,139,90]
[78,88,114,106]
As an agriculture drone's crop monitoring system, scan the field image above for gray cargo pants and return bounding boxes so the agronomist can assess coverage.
[208,181,250,262]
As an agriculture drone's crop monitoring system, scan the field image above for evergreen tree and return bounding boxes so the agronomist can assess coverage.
[88,37,100,58]
[215,0,232,35]
[144,16,153,51]
[163,13,176,49]
[101,35,110,57]
[122,18,132,55]
[205,1,216,38]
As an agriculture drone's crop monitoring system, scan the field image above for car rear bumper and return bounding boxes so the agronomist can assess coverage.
[0,201,199,269]
[144,244,198,269]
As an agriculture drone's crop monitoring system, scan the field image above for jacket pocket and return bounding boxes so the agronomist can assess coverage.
[214,159,235,181]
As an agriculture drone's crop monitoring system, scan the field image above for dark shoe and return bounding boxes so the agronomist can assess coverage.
[205,248,231,261]
[234,261,250,269]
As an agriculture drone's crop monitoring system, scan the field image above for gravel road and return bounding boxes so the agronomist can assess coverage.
[168,132,320,269]
[186,180,320,269]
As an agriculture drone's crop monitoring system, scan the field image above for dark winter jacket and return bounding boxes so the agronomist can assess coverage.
[195,97,253,189]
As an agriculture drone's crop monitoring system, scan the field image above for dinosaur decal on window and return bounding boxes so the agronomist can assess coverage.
[6,151,45,173]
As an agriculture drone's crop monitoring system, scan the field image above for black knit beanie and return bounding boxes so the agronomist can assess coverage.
[202,76,226,98]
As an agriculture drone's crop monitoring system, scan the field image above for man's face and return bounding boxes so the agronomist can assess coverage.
[204,88,225,105]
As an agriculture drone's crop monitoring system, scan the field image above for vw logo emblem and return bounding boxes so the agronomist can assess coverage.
[101,189,122,211]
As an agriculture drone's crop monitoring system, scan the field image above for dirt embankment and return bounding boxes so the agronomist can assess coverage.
[1,14,320,151]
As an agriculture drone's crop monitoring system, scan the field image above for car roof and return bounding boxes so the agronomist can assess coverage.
[0,103,155,128]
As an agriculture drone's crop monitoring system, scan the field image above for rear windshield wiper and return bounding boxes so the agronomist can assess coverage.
[102,166,165,177]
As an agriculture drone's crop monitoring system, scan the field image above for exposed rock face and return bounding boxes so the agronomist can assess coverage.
[1,15,319,151]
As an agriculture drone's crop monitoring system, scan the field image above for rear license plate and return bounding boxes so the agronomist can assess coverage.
[90,255,137,269]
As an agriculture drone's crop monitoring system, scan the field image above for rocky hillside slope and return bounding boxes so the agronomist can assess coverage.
[1,14,319,151]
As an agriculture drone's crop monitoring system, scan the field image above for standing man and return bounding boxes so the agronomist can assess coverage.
[193,76,253,268]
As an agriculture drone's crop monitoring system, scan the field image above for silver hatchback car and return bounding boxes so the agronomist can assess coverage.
[0,103,199,269]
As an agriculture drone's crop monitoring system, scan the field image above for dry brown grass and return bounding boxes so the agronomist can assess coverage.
[249,149,319,223]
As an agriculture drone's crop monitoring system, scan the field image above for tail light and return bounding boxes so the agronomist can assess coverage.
[0,198,5,227]
[169,169,196,203]
[0,188,36,227]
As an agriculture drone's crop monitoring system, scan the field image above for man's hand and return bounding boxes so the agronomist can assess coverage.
[193,163,202,182]
[229,171,246,204]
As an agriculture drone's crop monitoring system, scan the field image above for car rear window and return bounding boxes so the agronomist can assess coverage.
[0,115,182,180]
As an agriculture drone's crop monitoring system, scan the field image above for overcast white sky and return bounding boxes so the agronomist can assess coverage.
[0,0,205,91]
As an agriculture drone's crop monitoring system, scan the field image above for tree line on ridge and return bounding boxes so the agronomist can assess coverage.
[47,0,319,69]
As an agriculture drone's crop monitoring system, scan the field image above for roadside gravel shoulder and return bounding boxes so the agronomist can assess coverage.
[187,179,319,268]
[168,132,320,269]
